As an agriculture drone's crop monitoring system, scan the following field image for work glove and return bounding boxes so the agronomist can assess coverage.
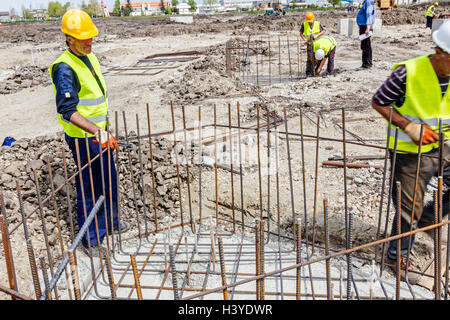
[403,122,439,145]
[93,129,120,152]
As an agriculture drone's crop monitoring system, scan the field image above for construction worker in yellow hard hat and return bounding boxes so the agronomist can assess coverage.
[300,12,324,76]
[300,12,324,43]
[426,2,439,29]
[49,9,128,257]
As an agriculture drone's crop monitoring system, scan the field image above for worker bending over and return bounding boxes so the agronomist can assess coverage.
[313,35,337,76]
[300,12,324,76]
[426,2,438,29]
[49,9,129,256]
[371,20,450,284]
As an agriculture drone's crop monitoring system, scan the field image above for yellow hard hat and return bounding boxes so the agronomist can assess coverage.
[435,2,439,5]
[61,9,98,40]
[306,12,314,23]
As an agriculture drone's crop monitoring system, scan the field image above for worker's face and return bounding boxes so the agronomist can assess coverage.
[67,36,93,56]
[435,48,450,77]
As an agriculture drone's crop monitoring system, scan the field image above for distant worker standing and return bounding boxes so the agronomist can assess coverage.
[313,35,337,76]
[426,2,439,29]
[300,12,324,76]
[371,20,450,284]
[49,9,129,256]
[356,0,376,68]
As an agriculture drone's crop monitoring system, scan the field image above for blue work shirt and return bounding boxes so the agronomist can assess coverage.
[356,0,376,26]
[51,49,96,122]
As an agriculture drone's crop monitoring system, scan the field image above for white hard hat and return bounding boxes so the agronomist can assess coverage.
[432,20,450,53]
[315,48,325,60]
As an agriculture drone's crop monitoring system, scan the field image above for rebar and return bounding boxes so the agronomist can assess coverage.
[130,254,143,300]
[0,197,17,300]
[296,218,301,300]
[217,237,229,300]
[169,244,179,300]
[39,256,52,300]
[324,199,331,300]
[17,182,41,300]
[396,181,402,301]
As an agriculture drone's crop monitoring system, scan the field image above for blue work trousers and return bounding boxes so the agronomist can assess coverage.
[65,134,119,248]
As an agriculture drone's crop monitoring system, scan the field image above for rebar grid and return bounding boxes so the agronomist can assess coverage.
[0,103,449,300]
[226,36,307,86]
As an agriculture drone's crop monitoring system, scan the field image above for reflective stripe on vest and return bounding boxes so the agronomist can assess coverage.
[426,5,435,17]
[303,21,321,40]
[313,36,337,56]
[49,50,108,138]
[387,54,450,154]
[58,114,107,124]
[78,95,105,106]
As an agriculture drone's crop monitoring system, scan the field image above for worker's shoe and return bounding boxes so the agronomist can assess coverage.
[385,255,423,285]
[80,245,103,258]
[109,220,130,234]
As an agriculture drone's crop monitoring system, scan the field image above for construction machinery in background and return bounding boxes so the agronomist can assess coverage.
[262,0,287,15]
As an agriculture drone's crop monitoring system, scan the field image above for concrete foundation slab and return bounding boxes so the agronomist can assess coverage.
[81,225,435,300]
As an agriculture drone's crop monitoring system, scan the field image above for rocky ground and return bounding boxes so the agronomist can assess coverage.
[0,6,448,299]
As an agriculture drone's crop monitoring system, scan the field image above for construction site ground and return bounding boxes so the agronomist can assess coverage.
[0,4,449,300]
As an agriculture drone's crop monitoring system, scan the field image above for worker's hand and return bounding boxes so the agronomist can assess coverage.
[403,122,439,145]
[365,26,370,35]
[93,129,120,152]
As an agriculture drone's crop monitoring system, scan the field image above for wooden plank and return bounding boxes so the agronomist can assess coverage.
[417,247,448,291]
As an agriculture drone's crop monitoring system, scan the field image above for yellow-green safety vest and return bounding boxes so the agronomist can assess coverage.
[49,50,108,138]
[388,54,450,154]
[303,21,321,40]
[426,5,436,17]
[313,36,337,56]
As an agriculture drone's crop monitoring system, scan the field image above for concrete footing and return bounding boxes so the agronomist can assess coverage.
[170,16,194,24]
[81,226,434,300]
[337,18,382,38]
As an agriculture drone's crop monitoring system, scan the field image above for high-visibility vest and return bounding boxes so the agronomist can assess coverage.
[387,54,450,154]
[426,5,436,17]
[313,36,337,56]
[49,50,108,138]
[303,21,321,40]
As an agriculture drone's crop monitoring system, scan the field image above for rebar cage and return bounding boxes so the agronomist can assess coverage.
[0,103,449,300]
[226,36,308,86]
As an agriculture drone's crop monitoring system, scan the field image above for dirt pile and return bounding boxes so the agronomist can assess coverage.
[117,132,196,224]
[0,65,50,95]
[163,53,254,104]
[0,132,196,261]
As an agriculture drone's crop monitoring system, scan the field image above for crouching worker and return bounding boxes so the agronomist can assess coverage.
[313,35,337,75]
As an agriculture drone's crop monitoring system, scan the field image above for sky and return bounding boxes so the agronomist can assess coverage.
[0,0,117,13]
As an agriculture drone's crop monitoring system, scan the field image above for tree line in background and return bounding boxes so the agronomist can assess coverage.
[11,0,102,19]
[10,0,315,20]
[116,0,198,16]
